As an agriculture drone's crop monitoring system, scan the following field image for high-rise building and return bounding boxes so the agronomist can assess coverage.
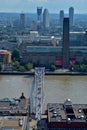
[37,7,43,31]
[37,7,42,22]
[59,10,64,28]
[69,7,74,27]
[62,18,70,68]
[43,8,50,29]
[20,13,25,29]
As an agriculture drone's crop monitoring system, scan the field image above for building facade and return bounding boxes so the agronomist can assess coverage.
[22,46,62,66]
[21,46,87,67]
[47,99,87,130]
[59,10,64,28]
[37,7,43,22]
[70,31,87,46]
[37,7,43,31]
[43,8,50,29]
[20,13,25,29]
[69,7,74,27]
[62,18,70,68]
[0,50,11,64]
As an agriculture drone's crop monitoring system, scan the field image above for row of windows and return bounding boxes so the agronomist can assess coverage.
[27,47,87,53]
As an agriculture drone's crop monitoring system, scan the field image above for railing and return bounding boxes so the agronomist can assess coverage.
[34,67,45,120]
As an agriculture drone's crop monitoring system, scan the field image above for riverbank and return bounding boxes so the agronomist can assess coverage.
[0,71,87,76]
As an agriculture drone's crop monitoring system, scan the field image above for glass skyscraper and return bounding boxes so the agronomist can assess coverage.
[69,7,74,27]
[43,8,50,29]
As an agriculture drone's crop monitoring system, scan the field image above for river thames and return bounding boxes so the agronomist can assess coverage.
[0,75,87,106]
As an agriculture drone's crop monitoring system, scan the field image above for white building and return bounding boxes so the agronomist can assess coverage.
[43,8,50,29]
[69,7,74,27]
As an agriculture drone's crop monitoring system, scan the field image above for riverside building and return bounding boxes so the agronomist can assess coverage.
[62,18,70,68]
[47,99,87,130]
[0,50,11,64]
[0,93,29,130]
[21,46,87,67]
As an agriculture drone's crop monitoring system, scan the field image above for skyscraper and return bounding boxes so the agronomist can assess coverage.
[37,7,43,31]
[37,7,43,23]
[43,8,50,29]
[59,10,64,28]
[62,18,70,68]
[69,7,74,27]
[20,13,25,29]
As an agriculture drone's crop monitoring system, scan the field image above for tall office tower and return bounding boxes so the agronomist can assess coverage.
[37,7,42,22]
[43,8,50,29]
[37,7,43,31]
[69,7,74,27]
[20,13,25,29]
[60,10,64,28]
[62,18,70,68]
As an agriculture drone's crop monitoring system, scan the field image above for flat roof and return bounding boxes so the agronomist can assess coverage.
[0,116,28,130]
[0,97,29,116]
[0,94,29,130]
[0,50,11,55]
[47,99,87,123]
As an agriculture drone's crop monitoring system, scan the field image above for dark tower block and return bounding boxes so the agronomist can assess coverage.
[20,13,25,29]
[60,10,64,28]
[37,7,43,32]
[62,18,70,68]
[37,7,42,22]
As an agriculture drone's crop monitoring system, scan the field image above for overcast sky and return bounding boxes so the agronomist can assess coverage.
[0,0,87,13]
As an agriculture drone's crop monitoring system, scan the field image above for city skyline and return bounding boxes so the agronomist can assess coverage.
[0,0,87,14]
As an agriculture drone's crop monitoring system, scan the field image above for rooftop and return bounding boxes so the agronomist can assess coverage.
[0,50,11,55]
[0,116,28,130]
[47,99,87,123]
[0,94,29,130]
[0,94,29,116]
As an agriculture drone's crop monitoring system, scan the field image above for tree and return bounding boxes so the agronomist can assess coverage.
[14,61,20,67]
[12,48,21,61]
[80,64,87,72]
[72,64,80,71]
[18,66,25,72]
[26,63,33,71]
[50,64,56,71]
[82,58,87,65]
[12,61,20,71]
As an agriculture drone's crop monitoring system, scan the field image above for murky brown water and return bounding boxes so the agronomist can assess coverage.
[44,76,87,104]
[0,75,87,105]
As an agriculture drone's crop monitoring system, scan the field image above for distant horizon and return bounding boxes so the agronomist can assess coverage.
[0,11,87,15]
[0,0,87,14]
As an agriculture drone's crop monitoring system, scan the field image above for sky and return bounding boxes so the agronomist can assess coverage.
[0,0,87,14]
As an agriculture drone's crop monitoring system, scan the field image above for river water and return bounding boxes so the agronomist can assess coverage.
[0,75,87,106]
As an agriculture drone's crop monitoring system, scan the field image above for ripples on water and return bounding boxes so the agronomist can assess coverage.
[44,76,87,104]
[0,75,87,105]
